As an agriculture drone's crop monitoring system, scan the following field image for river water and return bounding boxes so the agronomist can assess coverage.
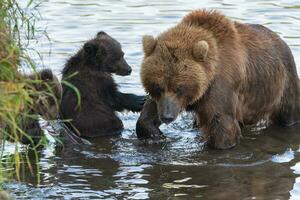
[6,0,300,199]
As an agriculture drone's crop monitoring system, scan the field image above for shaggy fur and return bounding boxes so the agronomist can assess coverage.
[20,69,62,144]
[60,32,145,138]
[136,9,300,149]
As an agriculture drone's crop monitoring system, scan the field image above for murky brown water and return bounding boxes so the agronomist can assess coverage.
[5,0,300,199]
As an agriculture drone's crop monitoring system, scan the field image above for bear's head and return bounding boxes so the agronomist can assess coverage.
[83,31,132,76]
[141,25,217,124]
[26,69,62,120]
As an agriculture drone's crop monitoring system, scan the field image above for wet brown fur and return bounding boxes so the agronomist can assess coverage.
[60,32,145,138]
[1,69,62,145]
[137,9,300,149]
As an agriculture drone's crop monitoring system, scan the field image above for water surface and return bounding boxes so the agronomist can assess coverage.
[6,0,300,199]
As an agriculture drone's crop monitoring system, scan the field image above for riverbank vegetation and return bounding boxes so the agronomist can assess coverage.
[0,0,51,190]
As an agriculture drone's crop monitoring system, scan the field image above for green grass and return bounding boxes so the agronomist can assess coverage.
[0,0,53,190]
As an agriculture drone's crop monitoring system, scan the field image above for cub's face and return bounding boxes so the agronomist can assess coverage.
[83,31,132,76]
[141,35,215,124]
[27,69,62,120]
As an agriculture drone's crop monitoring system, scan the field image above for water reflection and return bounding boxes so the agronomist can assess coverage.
[6,0,300,199]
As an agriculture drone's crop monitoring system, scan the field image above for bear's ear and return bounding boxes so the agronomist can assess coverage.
[97,31,107,37]
[40,69,54,81]
[143,35,157,56]
[84,42,98,56]
[192,40,209,61]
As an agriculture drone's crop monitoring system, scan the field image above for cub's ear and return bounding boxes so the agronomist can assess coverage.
[97,31,108,37]
[40,69,54,81]
[192,40,209,61]
[83,42,98,56]
[143,35,157,56]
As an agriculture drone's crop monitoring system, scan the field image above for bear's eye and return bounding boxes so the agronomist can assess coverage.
[176,86,185,96]
[149,84,163,98]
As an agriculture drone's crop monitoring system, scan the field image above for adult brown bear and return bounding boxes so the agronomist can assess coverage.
[136,9,300,149]
[60,32,145,138]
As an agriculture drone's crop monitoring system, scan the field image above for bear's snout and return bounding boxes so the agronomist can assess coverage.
[116,58,132,76]
[157,96,180,124]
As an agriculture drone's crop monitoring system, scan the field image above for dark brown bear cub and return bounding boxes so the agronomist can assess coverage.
[60,31,144,138]
[136,10,300,149]
[22,69,62,144]
[1,69,62,145]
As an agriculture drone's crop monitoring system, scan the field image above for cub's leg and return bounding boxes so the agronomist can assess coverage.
[64,104,123,138]
[21,119,44,145]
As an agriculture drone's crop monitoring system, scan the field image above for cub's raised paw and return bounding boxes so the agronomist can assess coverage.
[129,95,146,112]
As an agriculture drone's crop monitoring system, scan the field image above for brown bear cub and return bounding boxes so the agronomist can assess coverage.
[4,69,62,144]
[60,31,145,138]
[22,69,62,144]
[136,9,300,149]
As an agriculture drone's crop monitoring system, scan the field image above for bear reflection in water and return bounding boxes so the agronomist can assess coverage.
[137,9,300,149]
[60,31,145,138]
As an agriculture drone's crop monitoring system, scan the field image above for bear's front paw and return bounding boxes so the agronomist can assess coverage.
[207,132,241,150]
[136,120,165,141]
